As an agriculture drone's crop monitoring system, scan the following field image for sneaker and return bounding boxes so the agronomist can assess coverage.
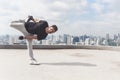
[29,59,40,65]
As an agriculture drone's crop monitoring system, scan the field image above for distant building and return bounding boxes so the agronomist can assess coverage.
[73,36,79,44]
[85,38,90,45]
[66,35,73,45]
[42,39,50,45]
[105,34,110,45]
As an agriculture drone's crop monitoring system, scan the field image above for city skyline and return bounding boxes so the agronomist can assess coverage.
[0,0,120,36]
[1,33,120,46]
[0,32,119,38]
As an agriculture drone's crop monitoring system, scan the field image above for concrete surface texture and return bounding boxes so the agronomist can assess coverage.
[0,49,120,80]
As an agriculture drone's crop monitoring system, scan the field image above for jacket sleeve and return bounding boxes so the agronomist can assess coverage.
[37,33,47,40]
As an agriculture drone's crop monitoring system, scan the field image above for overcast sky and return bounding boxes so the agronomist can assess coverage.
[0,0,120,36]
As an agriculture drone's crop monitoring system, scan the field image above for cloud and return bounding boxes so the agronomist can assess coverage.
[99,12,120,22]
[91,3,103,13]
[52,1,69,10]
[63,19,120,36]
[0,0,120,36]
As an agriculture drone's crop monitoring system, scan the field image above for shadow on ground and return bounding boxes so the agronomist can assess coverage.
[40,62,97,67]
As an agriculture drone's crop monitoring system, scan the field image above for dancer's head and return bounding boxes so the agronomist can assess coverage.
[45,25,58,34]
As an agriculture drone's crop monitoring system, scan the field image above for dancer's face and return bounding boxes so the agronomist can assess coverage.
[45,27,55,34]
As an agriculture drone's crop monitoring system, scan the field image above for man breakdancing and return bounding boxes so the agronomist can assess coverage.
[10,16,58,65]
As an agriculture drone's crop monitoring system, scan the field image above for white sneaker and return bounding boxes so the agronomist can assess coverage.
[29,59,40,65]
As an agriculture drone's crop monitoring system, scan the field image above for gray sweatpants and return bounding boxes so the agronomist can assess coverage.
[10,20,35,60]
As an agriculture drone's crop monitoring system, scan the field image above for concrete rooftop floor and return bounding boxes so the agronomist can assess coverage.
[0,49,120,80]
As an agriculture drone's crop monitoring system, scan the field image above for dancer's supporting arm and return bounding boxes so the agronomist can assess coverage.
[25,35,37,40]
[19,35,37,40]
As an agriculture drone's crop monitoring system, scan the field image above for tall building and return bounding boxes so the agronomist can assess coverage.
[51,35,57,44]
[9,36,14,45]
[105,34,110,46]
[66,35,73,45]
[114,34,118,40]
[63,34,68,44]
[96,37,102,46]
[73,36,79,44]
[85,38,90,45]
[42,40,50,45]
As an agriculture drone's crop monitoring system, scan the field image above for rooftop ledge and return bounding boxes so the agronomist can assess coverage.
[0,45,120,51]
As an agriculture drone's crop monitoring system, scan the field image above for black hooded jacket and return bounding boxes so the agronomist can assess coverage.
[24,20,48,40]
